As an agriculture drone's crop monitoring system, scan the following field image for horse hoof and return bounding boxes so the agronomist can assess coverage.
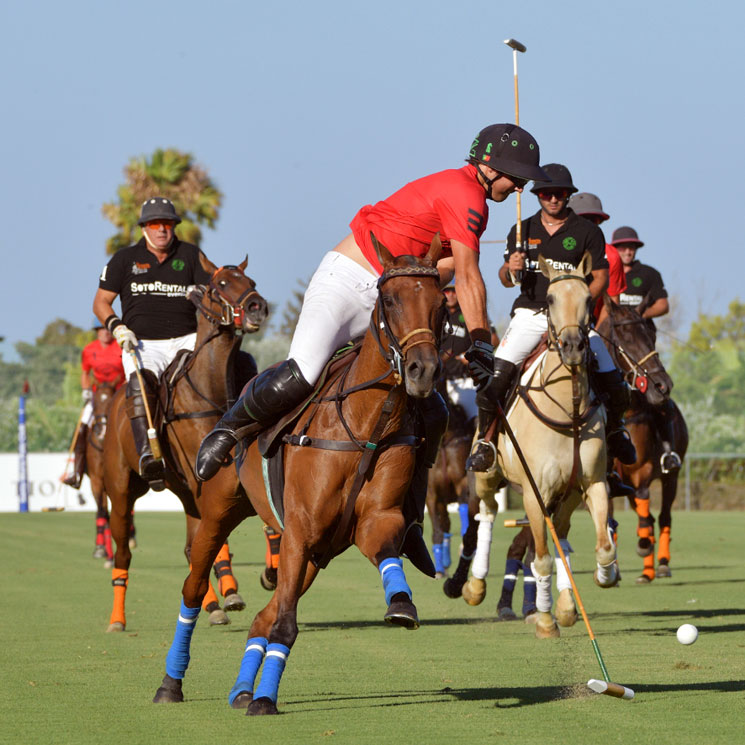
[555,608,578,627]
[635,574,653,585]
[230,691,253,709]
[104,559,114,569]
[534,614,560,639]
[594,563,620,589]
[208,608,230,626]
[636,538,653,557]
[462,578,486,606]
[260,567,277,591]
[246,697,279,716]
[106,621,125,633]
[442,577,465,599]
[656,564,672,578]
[129,537,138,550]
[435,571,445,580]
[223,592,246,612]
[384,597,420,630]
[153,675,183,703]
[92,546,107,559]
[497,606,518,621]
[523,610,538,624]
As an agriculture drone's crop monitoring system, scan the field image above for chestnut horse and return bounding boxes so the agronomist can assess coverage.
[596,297,689,583]
[103,256,268,632]
[153,235,445,714]
[466,254,617,638]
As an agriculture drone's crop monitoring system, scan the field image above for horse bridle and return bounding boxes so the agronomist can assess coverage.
[371,264,442,382]
[545,273,590,368]
[191,265,262,329]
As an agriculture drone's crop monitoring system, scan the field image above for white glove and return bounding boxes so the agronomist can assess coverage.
[113,324,138,352]
[82,389,93,402]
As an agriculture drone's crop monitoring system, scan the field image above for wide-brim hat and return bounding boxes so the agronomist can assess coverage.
[568,192,609,221]
[611,226,644,248]
[468,124,548,182]
[530,163,577,195]
[92,318,104,330]
[138,197,182,226]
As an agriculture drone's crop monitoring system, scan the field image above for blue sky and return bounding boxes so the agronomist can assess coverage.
[1,0,741,361]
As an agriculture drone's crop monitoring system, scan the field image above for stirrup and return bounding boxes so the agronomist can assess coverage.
[466,439,497,473]
[660,450,681,474]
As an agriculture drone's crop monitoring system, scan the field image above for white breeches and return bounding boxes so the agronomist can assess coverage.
[288,251,378,384]
[494,307,615,372]
[445,377,478,420]
[81,401,94,426]
[122,333,197,379]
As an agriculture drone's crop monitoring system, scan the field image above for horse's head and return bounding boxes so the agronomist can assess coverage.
[92,381,116,415]
[539,252,592,368]
[191,254,269,333]
[600,296,672,406]
[371,232,445,398]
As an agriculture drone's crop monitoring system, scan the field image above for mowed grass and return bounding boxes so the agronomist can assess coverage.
[2,508,744,745]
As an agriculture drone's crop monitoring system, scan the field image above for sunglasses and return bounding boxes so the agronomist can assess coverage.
[144,221,175,231]
[504,173,529,189]
[536,189,571,201]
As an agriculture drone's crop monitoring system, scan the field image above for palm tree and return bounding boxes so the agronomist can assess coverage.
[102,148,222,254]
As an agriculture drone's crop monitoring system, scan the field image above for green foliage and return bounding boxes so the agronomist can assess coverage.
[241,333,291,372]
[102,148,223,253]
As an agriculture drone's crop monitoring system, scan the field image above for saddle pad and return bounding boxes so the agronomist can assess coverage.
[260,445,286,530]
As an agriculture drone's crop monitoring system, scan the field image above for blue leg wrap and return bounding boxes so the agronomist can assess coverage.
[502,558,521,593]
[442,533,452,569]
[379,557,412,606]
[228,636,268,706]
[522,564,537,614]
[432,544,444,574]
[252,643,290,703]
[458,503,470,535]
[164,600,200,680]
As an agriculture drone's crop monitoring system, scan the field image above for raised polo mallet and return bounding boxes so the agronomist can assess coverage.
[493,400,634,701]
[128,349,163,461]
[504,38,528,284]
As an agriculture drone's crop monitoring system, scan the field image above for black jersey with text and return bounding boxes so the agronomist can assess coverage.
[99,238,211,339]
[440,305,470,379]
[618,261,667,307]
[504,209,608,313]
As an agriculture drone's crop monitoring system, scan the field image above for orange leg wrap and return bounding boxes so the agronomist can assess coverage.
[264,525,281,570]
[110,568,129,627]
[658,526,671,563]
[202,580,220,612]
[213,543,238,597]
[642,552,655,581]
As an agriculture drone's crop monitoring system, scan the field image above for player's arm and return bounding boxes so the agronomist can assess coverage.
[642,297,669,319]
[588,269,608,301]
[449,239,489,342]
[93,288,119,327]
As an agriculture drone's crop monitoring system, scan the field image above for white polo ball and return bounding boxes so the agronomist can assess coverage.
[676,623,698,645]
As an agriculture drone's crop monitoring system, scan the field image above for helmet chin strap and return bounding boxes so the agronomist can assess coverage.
[475,164,502,201]
[142,228,174,251]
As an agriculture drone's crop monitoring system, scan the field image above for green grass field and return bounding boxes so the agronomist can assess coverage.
[2,509,743,745]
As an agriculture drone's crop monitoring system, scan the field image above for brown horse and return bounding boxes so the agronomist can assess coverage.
[597,297,689,583]
[152,235,445,713]
[103,255,268,632]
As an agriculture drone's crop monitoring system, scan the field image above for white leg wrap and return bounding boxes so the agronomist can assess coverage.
[595,561,617,586]
[472,519,493,580]
[554,539,573,593]
[531,559,554,613]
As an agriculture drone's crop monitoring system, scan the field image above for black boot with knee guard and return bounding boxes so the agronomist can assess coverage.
[196,359,314,481]
[596,369,637,465]
[125,372,165,489]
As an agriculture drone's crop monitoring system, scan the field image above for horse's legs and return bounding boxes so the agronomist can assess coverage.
[107,490,135,632]
[426,489,446,577]
[584,480,619,587]
[634,484,656,583]
[213,542,246,611]
[462,495,497,606]
[657,472,678,578]
[443,492,479,598]
[496,526,531,621]
[261,525,281,591]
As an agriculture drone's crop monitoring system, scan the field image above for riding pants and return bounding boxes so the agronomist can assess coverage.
[81,401,94,426]
[288,252,378,384]
[495,308,615,372]
[122,333,197,379]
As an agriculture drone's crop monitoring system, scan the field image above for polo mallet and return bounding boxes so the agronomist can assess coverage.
[493,401,634,700]
[127,348,162,461]
[504,38,528,285]
[504,517,530,528]
[60,406,86,483]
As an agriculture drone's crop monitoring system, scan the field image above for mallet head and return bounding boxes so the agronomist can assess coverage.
[504,38,527,53]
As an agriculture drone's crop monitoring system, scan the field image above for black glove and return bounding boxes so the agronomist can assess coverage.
[464,340,495,387]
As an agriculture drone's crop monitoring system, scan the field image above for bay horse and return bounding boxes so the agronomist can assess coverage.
[596,296,689,583]
[153,234,446,714]
[425,381,474,577]
[465,254,617,637]
[103,255,268,632]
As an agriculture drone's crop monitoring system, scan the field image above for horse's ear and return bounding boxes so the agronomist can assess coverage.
[371,231,394,269]
[636,291,652,316]
[199,250,218,275]
[426,232,443,265]
[578,250,593,276]
[538,254,552,278]
[238,255,248,272]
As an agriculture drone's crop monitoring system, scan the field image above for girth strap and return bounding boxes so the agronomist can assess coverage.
[283,433,419,452]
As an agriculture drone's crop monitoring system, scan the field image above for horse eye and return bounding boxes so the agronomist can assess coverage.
[382,295,395,308]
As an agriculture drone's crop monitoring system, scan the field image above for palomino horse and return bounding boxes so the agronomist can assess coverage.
[596,297,689,583]
[466,254,617,638]
[153,235,446,713]
[425,381,474,577]
[103,256,268,632]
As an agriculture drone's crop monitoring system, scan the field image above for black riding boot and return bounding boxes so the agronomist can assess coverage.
[466,359,517,472]
[62,424,88,489]
[399,392,449,578]
[652,398,682,473]
[125,373,165,489]
[595,369,637,465]
[196,359,314,481]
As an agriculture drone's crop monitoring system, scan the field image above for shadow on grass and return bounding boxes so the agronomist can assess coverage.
[594,607,745,621]
[299,616,495,632]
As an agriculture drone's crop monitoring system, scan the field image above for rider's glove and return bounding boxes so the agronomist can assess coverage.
[113,324,138,352]
[82,389,93,402]
[464,340,495,387]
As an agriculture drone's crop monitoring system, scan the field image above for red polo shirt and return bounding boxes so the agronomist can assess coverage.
[82,339,125,389]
